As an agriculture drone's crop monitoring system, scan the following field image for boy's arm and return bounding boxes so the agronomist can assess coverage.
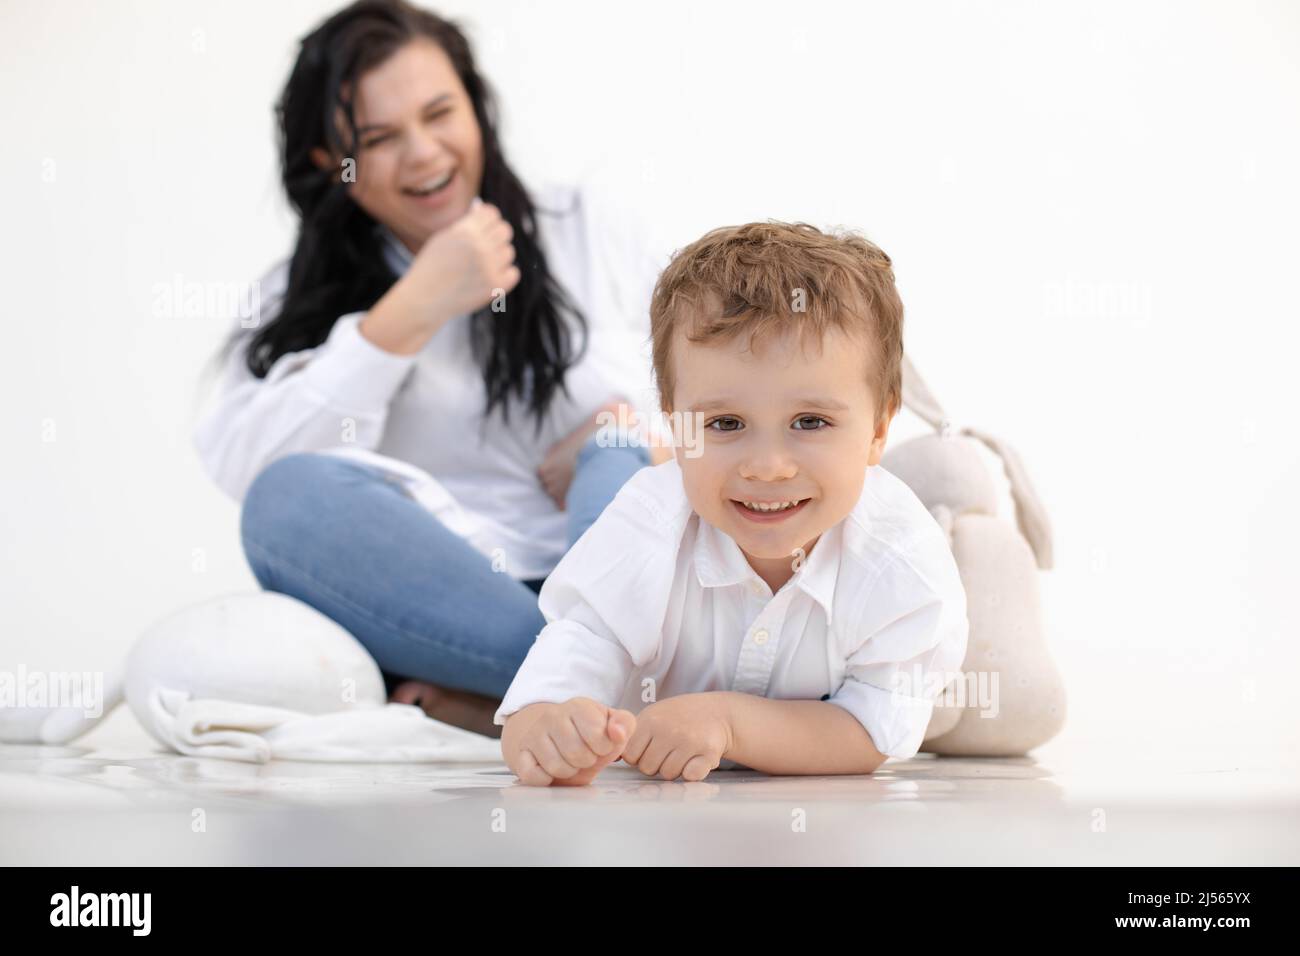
[720,692,887,775]
[492,478,679,731]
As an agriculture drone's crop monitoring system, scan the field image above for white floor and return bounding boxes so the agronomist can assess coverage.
[1,708,1296,866]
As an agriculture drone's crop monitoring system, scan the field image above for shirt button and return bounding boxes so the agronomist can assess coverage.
[750,581,765,596]
[752,628,770,645]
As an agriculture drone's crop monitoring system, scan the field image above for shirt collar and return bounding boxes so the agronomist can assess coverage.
[377,225,414,275]
[692,514,843,626]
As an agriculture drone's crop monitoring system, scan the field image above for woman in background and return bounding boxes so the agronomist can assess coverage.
[195,0,668,737]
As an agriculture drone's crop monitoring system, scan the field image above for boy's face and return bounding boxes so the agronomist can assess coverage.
[669,323,893,588]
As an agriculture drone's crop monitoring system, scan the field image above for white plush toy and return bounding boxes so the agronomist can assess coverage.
[890,356,1067,756]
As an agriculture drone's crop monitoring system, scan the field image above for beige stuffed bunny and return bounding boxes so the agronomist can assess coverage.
[884,356,1066,756]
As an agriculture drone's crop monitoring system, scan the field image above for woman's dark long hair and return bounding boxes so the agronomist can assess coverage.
[215,0,587,436]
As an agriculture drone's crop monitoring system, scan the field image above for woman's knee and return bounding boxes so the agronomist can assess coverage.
[240,452,354,552]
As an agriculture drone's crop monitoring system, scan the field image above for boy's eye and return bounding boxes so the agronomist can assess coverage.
[424,108,451,122]
[792,415,830,430]
[362,132,396,149]
[706,416,831,432]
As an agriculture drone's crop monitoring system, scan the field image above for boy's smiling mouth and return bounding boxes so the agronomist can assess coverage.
[731,497,812,522]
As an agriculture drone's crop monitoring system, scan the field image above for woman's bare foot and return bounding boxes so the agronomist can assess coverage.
[389,680,503,739]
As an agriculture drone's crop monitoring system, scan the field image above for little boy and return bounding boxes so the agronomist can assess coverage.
[495,221,969,785]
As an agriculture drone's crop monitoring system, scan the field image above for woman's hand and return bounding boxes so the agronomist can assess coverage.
[537,437,581,510]
[537,395,628,510]
[406,199,521,320]
[359,200,520,355]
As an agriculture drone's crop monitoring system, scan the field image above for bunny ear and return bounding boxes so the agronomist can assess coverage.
[961,426,1055,571]
[901,354,951,433]
[903,355,1054,569]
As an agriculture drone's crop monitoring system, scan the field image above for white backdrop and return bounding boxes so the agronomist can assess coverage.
[2,0,1297,763]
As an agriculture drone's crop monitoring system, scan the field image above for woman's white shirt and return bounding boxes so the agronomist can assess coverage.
[193,183,671,580]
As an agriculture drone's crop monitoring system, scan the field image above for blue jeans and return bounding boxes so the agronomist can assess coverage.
[239,436,651,700]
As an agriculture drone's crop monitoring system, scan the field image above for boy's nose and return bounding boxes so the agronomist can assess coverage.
[739,447,799,482]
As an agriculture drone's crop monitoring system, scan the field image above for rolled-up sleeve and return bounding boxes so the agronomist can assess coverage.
[492,479,679,725]
[493,618,638,724]
[825,544,969,761]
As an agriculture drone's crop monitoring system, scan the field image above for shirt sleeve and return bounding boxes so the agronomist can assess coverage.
[492,475,680,725]
[193,298,418,503]
[824,542,970,761]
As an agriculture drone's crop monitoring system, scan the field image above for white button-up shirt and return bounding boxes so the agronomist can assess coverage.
[193,183,672,580]
[493,456,970,761]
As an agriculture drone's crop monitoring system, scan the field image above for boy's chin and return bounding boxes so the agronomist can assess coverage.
[727,509,850,558]
[738,543,805,564]
[726,522,813,560]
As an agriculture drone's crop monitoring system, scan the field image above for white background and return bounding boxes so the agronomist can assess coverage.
[2,0,1297,764]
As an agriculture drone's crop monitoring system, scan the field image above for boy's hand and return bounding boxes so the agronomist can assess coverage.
[620,692,734,782]
[501,697,636,787]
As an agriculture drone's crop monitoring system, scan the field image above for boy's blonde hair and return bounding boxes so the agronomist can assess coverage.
[649,221,904,427]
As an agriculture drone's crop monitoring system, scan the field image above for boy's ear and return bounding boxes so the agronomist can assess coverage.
[867,402,895,466]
